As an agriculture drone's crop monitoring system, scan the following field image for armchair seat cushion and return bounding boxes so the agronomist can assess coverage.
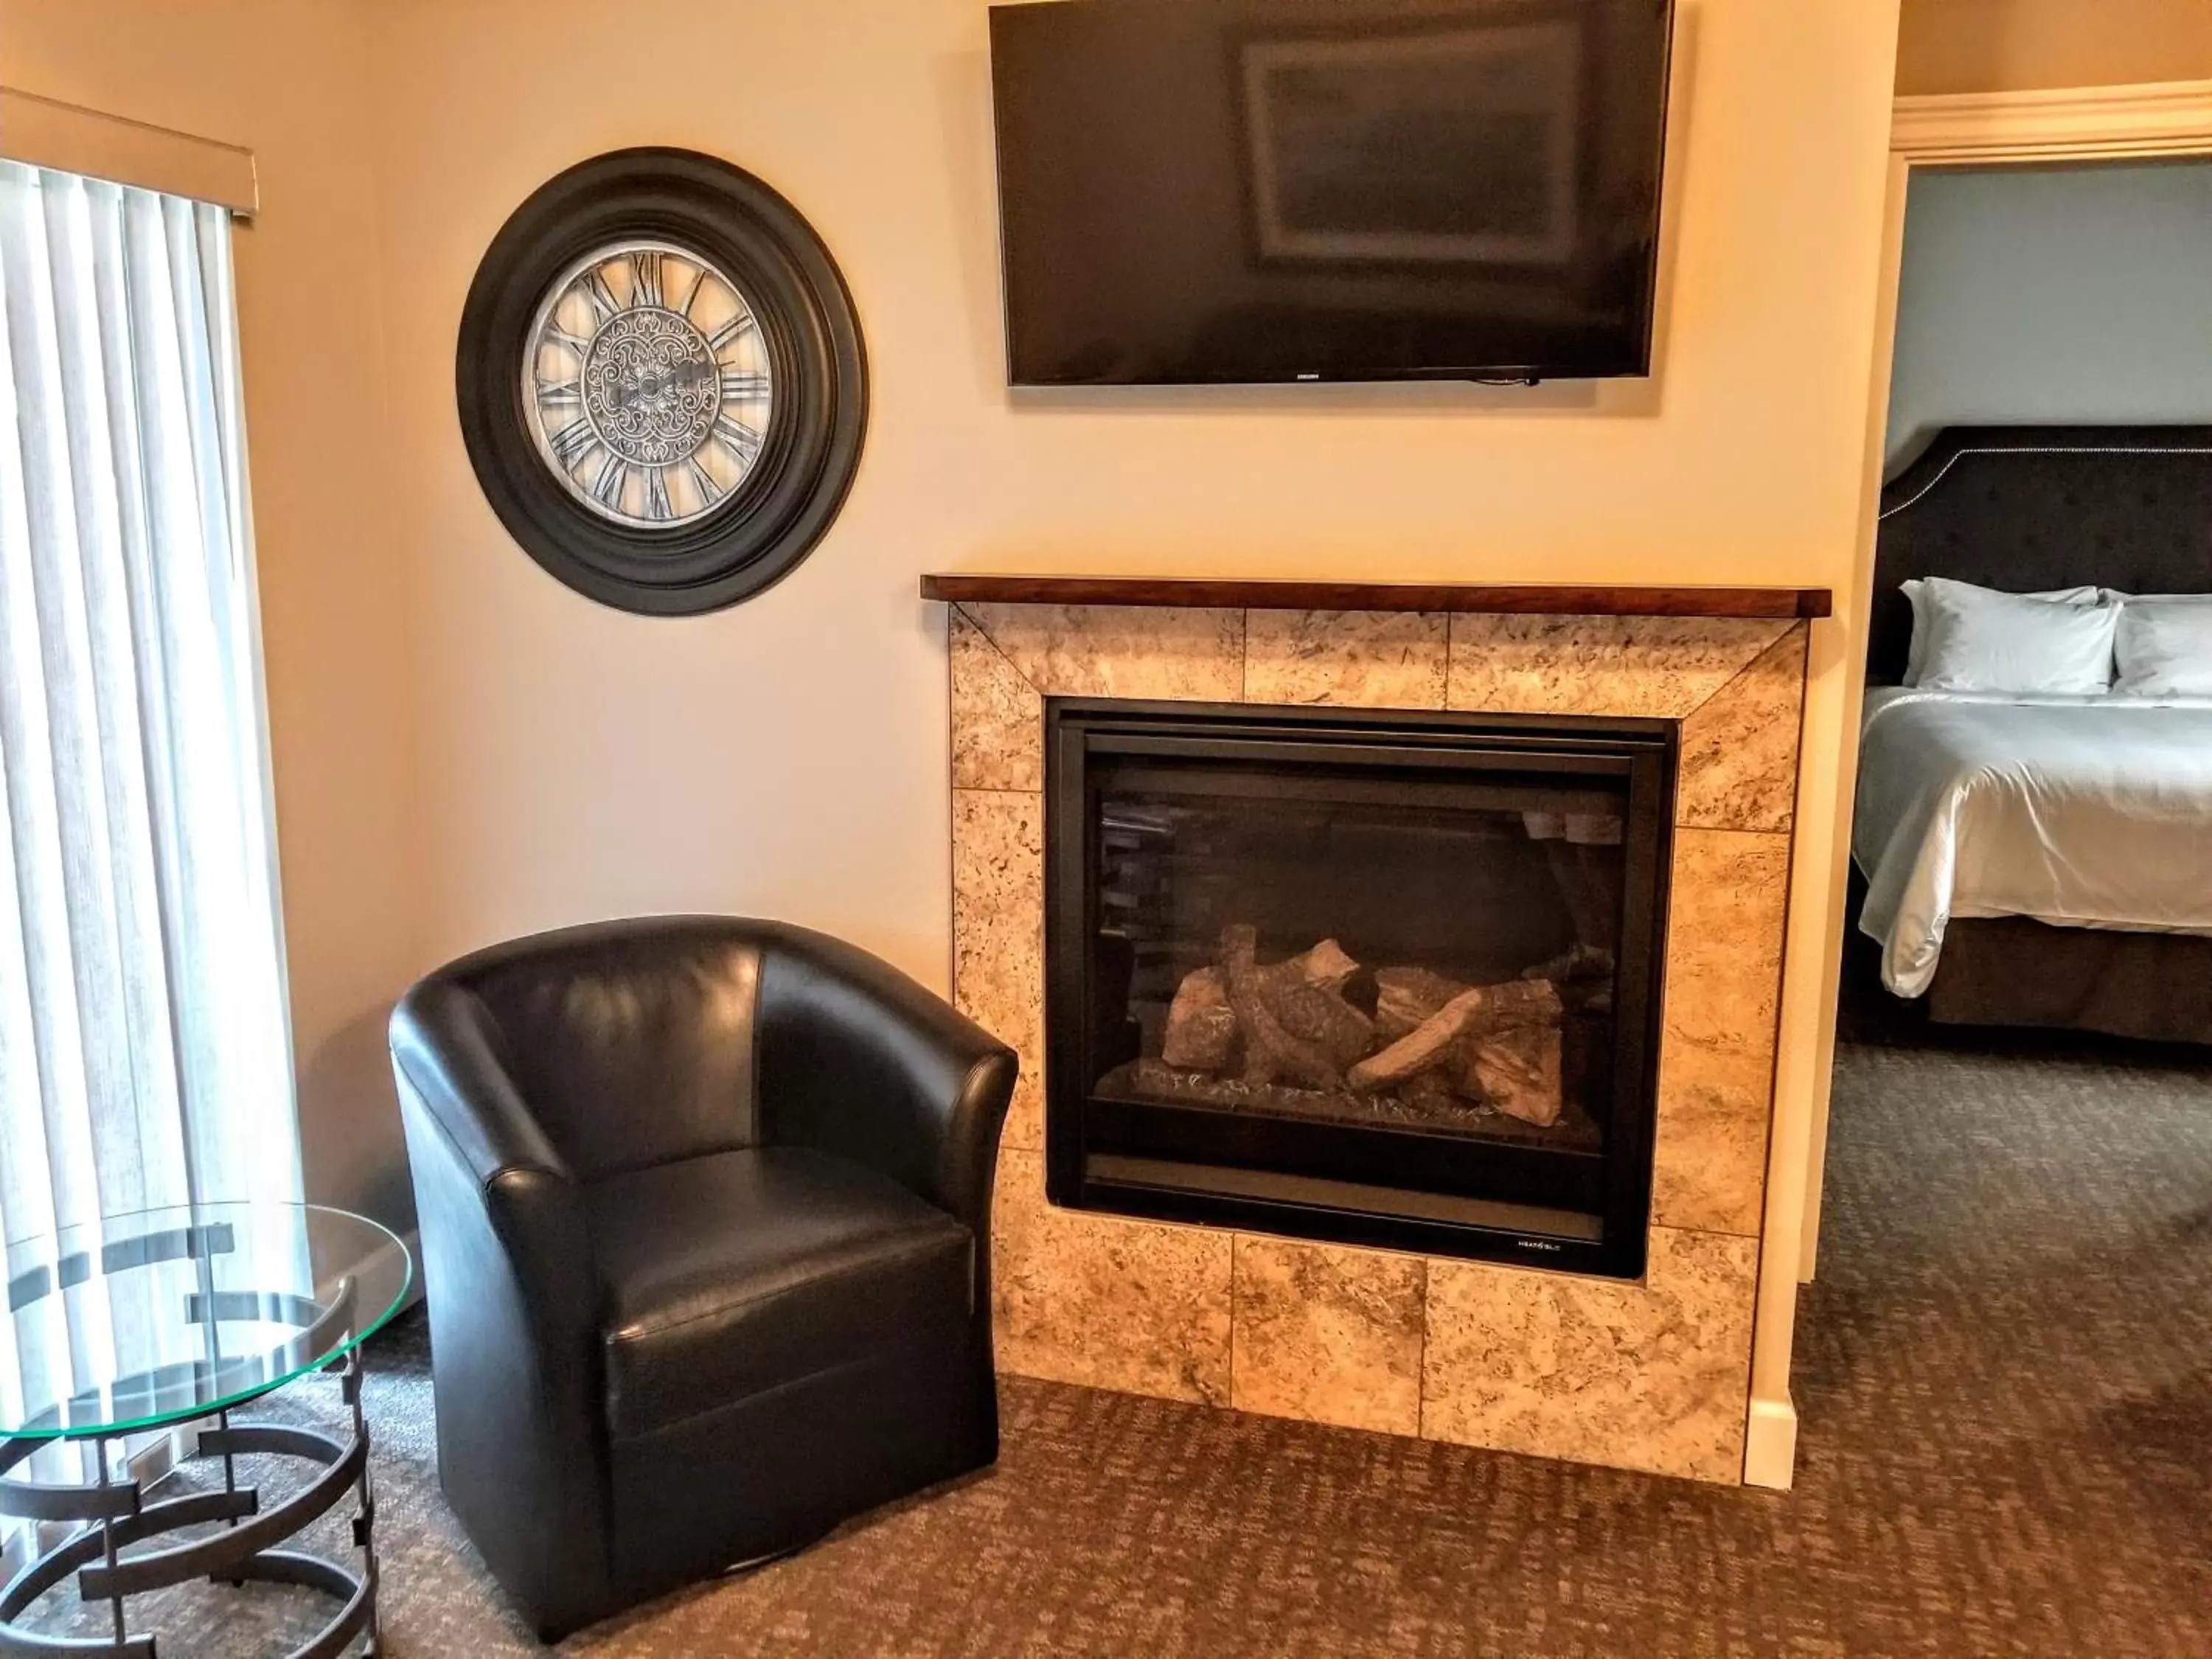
[583,1147,975,1440]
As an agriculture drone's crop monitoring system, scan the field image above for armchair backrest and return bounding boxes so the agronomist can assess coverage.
[443,919,767,1182]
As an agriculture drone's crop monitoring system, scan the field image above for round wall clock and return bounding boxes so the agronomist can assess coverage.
[458,148,867,614]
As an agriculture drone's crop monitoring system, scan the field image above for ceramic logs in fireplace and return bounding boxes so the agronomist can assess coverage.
[1044,700,1675,1279]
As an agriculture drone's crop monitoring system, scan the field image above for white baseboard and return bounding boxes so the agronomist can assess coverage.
[1743,1394,1799,1490]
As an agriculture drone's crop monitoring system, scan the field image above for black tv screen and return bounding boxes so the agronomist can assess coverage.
[990,0,1674,386]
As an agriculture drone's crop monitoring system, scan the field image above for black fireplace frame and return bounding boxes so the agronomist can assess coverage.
[1043,697,1676,1279]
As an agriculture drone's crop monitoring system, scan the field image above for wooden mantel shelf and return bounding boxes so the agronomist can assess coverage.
[920,574,1832,620]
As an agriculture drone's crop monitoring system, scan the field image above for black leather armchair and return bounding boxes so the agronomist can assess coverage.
[389,917,1017,1641]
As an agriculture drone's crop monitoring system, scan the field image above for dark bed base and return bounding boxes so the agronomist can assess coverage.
[1928,919,2212,1046]
[1840,871,2212,1048]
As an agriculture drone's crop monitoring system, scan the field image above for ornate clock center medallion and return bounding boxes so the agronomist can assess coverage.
[581,308,720,467]
[521,236,774,529]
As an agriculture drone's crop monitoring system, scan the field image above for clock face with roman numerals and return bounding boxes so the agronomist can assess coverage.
[458,148,867,615]
[523,240,773,529]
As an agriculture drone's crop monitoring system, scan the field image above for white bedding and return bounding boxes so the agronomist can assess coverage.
[1854,687,2212,997]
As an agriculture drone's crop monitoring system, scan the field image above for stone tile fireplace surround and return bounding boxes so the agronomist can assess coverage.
[936,581,1818,1485]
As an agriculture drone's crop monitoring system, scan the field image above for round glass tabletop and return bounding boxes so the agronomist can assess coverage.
[1,1202,412,1441]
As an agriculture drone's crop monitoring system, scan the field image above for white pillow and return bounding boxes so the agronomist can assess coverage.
[1912,579,2118,695]
[1902,578,2098,686]
[2113,599,2212,696]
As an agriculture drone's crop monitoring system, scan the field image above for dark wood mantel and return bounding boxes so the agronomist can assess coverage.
[919,574,1832,620]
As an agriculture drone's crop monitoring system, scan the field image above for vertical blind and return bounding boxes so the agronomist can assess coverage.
[0,159,299,1437]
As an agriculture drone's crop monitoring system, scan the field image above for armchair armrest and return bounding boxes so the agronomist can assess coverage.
[388,980,611,1635]
[389,978,597,1352]
[754,925,1018,1234]
[390,979,571,1191]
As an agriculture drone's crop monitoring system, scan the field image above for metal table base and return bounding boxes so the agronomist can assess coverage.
[0,1349,379,1659]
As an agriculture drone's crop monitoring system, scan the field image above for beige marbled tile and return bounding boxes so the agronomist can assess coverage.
[952,788,1045,1151]
[1420,1226,1759,1484]
[1231,1235,1425,1436]
[1447,615,1793,718]
[1242,609,1449,710]
[1676,627,1809,833]
[992,1149,1234,1405]
[1652,828,1790,1237]
[951,607,1043,793]
[960,602,1245,701]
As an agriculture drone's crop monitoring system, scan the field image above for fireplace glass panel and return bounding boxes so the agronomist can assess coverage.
[1090,767,1626,1148]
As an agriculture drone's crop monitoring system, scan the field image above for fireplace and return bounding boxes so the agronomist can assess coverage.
[944,589,1812,1475]
[1045,698,1675,1279]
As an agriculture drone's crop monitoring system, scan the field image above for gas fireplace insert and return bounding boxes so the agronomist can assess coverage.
[1043,699,1675,1279]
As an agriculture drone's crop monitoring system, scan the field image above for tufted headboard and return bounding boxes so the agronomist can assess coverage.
[1870,425,2212,684]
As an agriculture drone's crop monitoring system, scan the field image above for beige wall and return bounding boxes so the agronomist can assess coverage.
[365,0,1905,1450]
[1898,0,2212,96]
[0,0,421,1226]
[366,0,1899,957]
[3,0,1913,1453]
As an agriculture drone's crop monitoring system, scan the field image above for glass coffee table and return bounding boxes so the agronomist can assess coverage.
[0,1203,411,1658]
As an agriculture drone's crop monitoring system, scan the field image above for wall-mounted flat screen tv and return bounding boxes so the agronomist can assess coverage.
[990,0,1674,386]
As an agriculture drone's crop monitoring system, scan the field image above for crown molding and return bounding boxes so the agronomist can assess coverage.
[1893,76,2212,164]
[0,86,257,215]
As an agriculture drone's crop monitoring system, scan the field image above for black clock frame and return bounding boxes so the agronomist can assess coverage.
[457,147,868,615]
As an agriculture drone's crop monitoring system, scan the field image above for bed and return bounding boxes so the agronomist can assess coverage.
[1854,425,2212,1043]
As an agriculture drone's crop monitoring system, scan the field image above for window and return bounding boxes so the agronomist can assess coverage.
[0,162,299,1333]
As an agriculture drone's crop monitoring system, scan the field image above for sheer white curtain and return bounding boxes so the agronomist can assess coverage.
[0,161,299,1270]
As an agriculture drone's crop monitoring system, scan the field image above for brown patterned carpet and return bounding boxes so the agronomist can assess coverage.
[21,1037,2212,1656]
